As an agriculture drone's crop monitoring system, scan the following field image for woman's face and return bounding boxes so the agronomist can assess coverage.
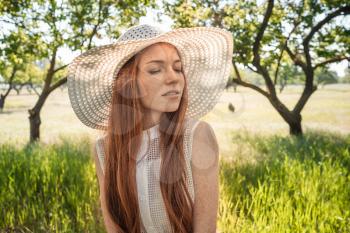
[136,42,185,120]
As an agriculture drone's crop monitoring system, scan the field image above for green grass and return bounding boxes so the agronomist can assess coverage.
[1,131,349,232]
[0,136,105,233]
[218,130,350,232]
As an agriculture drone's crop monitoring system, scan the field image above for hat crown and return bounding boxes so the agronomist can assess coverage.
[117,24,163,42]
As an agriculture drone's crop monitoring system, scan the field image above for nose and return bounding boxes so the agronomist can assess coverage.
[164,67,181,84]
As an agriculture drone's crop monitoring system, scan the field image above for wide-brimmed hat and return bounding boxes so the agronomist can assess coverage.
[67,24,233,130]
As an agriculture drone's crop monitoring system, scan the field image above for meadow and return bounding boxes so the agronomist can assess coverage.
[0,84,349,232]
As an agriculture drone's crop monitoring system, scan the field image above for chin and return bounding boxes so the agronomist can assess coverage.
[161,104,180,113]
[153,101,181,113]
[166,107,180,112]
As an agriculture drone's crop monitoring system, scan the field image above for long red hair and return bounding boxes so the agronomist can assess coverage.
[102,46,194,232]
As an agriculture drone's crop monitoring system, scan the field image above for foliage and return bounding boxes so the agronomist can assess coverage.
[0,28,43,84]
[340,68,350,83]
[0,0,158,141]
[315,67,339,85]
[163,0,350,135]
[163,0,349,83]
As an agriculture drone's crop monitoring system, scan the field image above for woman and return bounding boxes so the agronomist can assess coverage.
[67,24,233,233]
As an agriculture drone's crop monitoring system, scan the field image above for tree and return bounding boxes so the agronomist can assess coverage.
[163,0,350,135]
[275,63,304,93]
[315,67,339,86]
[0,28,42,111]
[340,67,350,83]
[1,0,157,142]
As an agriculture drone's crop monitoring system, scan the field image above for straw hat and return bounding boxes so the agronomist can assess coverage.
[67,24,233,130]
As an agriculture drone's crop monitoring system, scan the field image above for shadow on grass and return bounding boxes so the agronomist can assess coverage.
[218,129,350,232]
[222,129,350,188]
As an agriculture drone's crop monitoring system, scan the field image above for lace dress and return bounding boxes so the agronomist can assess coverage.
[95,118,200,232]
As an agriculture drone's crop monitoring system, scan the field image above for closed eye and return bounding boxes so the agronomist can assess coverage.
[148,68,182,75]
[148,70,160,74]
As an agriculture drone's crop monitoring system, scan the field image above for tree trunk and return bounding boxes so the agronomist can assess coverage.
[0,95,5,112]
[28,90,49,142]
[269,97,303,136]
[280,111,303,136]
[0,90,11,111]
[0,68,17,111]
[287,117,303,135]
[279,111,303,136]
[28,109,41,142]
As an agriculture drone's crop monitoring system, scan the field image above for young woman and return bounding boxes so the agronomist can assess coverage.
[67,24,233,233]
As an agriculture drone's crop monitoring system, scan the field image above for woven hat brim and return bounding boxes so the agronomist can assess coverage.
[67,27,233,130]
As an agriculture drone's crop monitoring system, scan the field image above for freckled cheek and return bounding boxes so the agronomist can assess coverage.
[141,83,164,104]
[137,75,161,96]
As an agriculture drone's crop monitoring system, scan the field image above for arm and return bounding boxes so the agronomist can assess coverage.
[93,143,120,233]
[191,121,220,233]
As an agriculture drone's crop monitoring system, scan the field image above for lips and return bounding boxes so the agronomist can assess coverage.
[162,90,180,96]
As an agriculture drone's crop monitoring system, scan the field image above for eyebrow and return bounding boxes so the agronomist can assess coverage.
[146,59,181,64]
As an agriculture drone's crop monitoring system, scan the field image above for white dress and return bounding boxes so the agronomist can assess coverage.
[95,118,200,233]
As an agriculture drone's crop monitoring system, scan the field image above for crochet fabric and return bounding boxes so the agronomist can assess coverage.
[95,118,200,232]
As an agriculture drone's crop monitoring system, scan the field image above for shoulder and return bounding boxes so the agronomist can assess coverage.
[193,120,219,153]
[191,120,219,172]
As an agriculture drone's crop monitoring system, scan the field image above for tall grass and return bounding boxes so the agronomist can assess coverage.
[0,136,104,233]
[1,131,349,232]
[218,130,350,232]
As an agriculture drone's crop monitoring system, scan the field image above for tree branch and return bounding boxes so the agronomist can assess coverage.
[48,76,67,94]
[251,0,276,97]
[87,0,103,50]
[232,61,269,98]
[43,46,58,91]
[314,56,350,70]
[285,45,306,71]
[274,19,302,85]
[293,6,350,115]
[304,6,350,47]
[53,64,68,74]
[303,6,350,70]
[1,67,18,98]
[246,64,259,73]
[293,84,317,114]
[252,0,274,68]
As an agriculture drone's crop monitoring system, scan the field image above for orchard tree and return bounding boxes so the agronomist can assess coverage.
[1,0,156,142]
[341,68,350,83]
[163,0,350,135]
[315,67,339,86]
[0,28,42,111]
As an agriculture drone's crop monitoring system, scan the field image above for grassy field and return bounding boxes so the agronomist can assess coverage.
[0,84,349,232]
[1,129,349,232]
[0,137,105,233]
[218,131,350,232]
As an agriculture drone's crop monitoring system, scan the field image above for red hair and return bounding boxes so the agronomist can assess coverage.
[102,47,193,232]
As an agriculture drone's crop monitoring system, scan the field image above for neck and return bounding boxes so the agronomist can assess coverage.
[142,111,162,130]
